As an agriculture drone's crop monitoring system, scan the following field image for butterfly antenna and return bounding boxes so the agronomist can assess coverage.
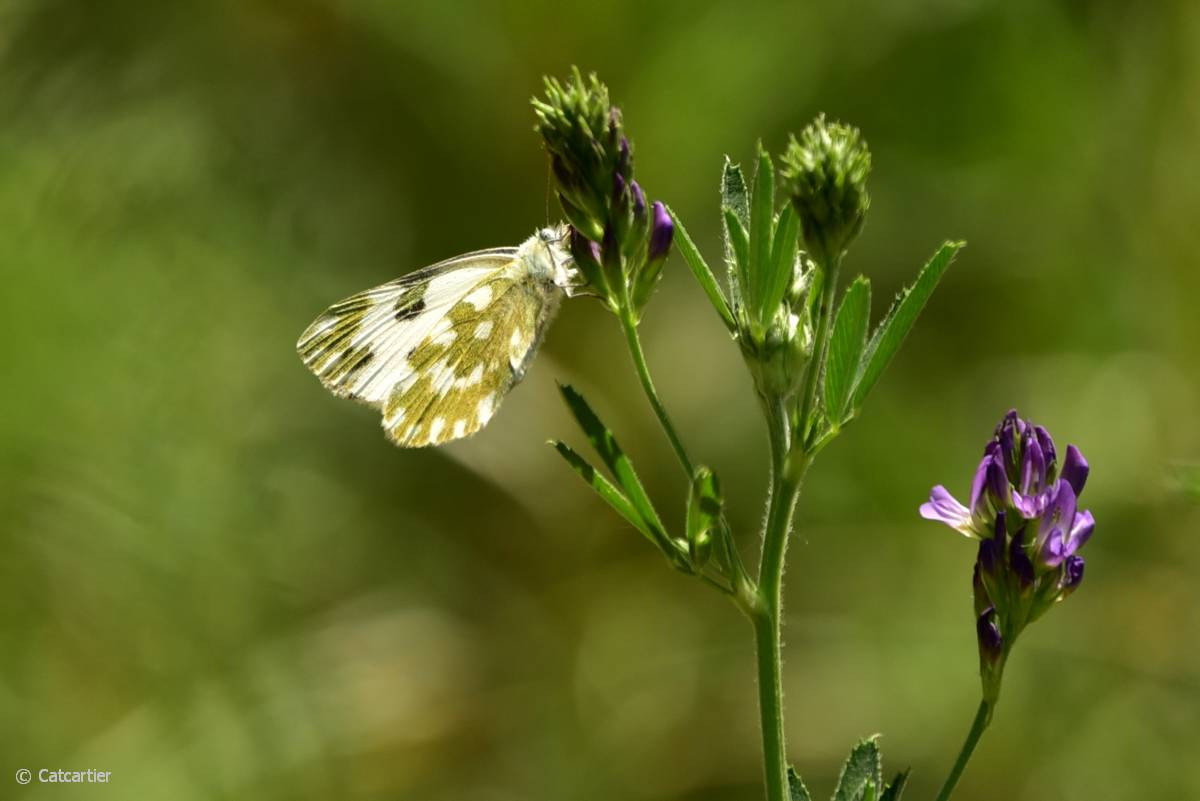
[544,156,553,228]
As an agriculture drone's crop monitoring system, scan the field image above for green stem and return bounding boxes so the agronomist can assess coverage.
[617,302,695,477]
[933,700,992,801]
[753,450,808,801]
[796,254,842,449]
[615,293,754,609]
[753,601,788,801]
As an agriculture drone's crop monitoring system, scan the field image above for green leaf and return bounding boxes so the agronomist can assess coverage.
[557,384,673,553]
[686,466,723,568]
[668,206,735,332]
[764,202,800,322]
[723,207,751,296]
[721,158,752,304]
[749,144,775,320]
[788,766,813,801]
[721,156,750,228]
[879,769,909,801]
[823,276,871,425]
[552,441,655,545]
[849,241,964,411]
[832,736,883,801]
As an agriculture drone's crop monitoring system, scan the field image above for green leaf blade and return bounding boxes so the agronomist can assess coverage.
[552,441,653,543]
[764,202,800,321]
[721,156,750,228]
[721,158,752,305]
[668,206,735,332]
[879,769,909,801]
[749,144,775,321]
[850,241,964,412]
[557,384,672,552]
[832,736,883,801]
[787,766,813,801]
[824,276,872,425]
[723,207,751,295]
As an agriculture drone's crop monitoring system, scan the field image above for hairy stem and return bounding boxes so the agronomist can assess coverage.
[753,447,807,801]
[618,302,695,477]
[934,700,992,801]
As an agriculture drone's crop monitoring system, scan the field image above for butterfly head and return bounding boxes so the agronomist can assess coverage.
[526,223,583,296]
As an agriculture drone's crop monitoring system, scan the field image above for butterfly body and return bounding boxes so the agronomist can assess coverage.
[298,226,575,446]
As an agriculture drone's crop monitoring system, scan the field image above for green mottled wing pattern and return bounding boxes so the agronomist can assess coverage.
[382,270,556,446]
[297,246,562,447]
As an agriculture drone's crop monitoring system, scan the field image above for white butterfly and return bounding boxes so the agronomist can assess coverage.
[297,225,577,447]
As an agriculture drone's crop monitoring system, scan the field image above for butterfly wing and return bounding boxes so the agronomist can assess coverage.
[297,248,562,447]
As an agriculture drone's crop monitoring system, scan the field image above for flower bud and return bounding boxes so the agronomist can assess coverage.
[780,115,871,265]
[1061,444,1089,495]
[647,201,673,263]
[533,68,627,241]
[976,606,1005,703]
[1058,555,1085,598]
[1008,527,1036,593]
[569,226,607,298]
[631,202,674,312]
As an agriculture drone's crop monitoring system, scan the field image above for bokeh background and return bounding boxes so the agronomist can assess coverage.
[3,1,1198,799]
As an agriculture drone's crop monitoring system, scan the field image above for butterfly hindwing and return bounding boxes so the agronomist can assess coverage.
[382,267,555,446]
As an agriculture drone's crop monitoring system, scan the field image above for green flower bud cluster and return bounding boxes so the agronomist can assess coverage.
[533,69,672,315]
[780,115,871,267]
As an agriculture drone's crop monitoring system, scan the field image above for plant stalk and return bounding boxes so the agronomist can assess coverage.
[933,699,992,801]
[617,301,695,477]
[753,447,807,801]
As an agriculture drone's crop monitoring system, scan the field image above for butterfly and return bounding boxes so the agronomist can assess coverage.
[297,225,578,447]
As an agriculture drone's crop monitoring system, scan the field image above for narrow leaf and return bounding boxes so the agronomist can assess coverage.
[557,384,671,548]
[721,158,751,303]
[723,207,750,295]
[850,241,964,411]
[721,156,750,228]
[552,441,652,539]
[832,737,883,801]
[787,766,812,801]
[764,203,800,322]
[668,206,735,332]
[823,276,871,425]
[749,144,775,320]
[879,769,909,801]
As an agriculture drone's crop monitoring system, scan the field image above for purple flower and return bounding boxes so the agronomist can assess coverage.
[919,445,1007,538]
[921,410,1096,698]
[922,410,1093,546]
[919,485,973,535]
[647,201,674,263]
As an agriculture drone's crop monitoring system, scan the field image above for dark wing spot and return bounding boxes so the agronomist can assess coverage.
[395,297,425,321]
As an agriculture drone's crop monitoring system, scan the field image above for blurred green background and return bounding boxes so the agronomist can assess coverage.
[2,1,1198,799]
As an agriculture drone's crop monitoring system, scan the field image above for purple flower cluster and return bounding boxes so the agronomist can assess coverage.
[921,411,1095,701]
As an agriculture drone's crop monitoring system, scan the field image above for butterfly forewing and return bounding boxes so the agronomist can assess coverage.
[297,239,565,447]
[297,250,516,403]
